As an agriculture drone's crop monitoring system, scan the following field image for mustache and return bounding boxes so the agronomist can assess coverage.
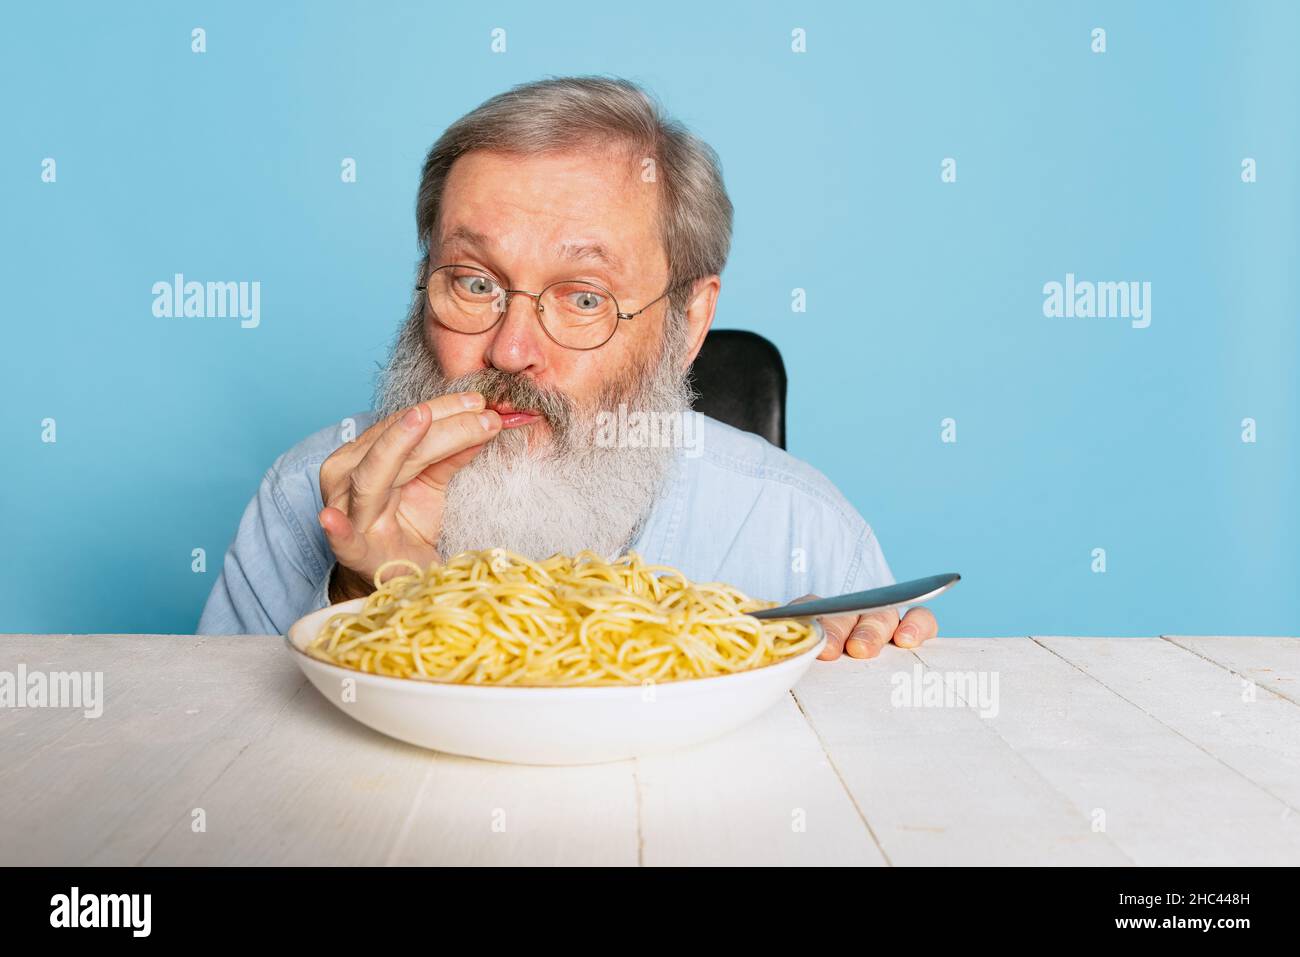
[436,367,576,435]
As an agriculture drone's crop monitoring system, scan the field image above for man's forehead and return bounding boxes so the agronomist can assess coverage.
[435,148,659,268]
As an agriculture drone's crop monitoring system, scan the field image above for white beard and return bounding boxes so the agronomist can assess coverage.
[435,427,675,561]
[373,300,694,562]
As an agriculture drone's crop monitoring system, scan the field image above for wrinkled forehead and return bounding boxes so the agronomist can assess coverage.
[432,147,664,282]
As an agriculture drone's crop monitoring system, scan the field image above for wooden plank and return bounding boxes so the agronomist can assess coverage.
[634,693,885,866]
[793,642,1128,865]
[1039,637,1300,813]
[141,670,445,865]
[387,757,638,866]
[1163,636,1300,707]
[0,635,307,866]
[920,637,1300,865]
[1,635,178,760]
[120,643,639,865]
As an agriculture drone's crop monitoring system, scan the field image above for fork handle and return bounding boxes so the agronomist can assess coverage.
[749,573,961,620]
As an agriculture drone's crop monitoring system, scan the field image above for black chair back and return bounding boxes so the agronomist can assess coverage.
[688,329,787,449]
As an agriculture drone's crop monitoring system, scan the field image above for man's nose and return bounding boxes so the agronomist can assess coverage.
[484,290,548,374]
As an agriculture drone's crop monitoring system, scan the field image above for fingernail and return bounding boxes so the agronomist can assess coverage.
[402,407,423,429]
[479,412,497,430]
[850,638,879,659]
[896,627,917,647]
[461,392,483,409]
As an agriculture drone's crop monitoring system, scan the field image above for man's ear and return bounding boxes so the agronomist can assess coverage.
[679,274,721,369]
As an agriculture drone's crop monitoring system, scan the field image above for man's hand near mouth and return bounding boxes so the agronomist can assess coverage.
[318,391,502,602]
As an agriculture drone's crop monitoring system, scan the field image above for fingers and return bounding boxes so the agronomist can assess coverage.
[390,407,501,489]
[318,504,364,567]
[324,392,486,480]
[400,390,487,428]
[843,608,901,659]
[810,601,900,662]
[785,595,840,661]
[813,603,859,661]
[800,594,942,664]
[893,606,939,648]
[415,441,491,491]
[348,400,500,528]
[345,404,435,529]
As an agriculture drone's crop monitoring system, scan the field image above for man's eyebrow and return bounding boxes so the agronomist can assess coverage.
[557,241,623,273]
[438,225,492,253]
[438,226,624,275]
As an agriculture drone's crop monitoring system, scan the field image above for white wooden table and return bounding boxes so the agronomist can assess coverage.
[3,634,1298,866]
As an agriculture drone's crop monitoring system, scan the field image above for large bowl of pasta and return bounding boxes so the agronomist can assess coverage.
[284,549,826,765]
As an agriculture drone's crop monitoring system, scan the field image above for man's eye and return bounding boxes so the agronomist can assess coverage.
[456,275,496,296]
[568,290,606,310]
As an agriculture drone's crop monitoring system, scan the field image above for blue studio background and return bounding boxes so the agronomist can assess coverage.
[3,1,1296,635]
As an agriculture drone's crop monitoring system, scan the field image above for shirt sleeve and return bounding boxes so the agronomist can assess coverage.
[196,460,333,635]
[841,523,896,594]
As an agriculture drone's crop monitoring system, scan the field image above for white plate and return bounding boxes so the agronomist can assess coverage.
[285,598,826,766]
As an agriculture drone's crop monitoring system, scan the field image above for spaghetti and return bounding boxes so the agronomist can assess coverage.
[306,549,819,686]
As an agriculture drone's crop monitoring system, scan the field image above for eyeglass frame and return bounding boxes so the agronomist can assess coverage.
[416,262,674,351]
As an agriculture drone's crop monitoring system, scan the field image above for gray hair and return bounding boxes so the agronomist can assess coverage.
[413,75,734,315]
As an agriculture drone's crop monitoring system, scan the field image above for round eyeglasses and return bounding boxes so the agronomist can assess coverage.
[417,264,672,351]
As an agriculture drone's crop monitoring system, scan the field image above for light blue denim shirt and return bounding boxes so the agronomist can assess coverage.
[197,410,894,635]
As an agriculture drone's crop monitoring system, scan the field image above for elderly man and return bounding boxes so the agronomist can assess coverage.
[198,76,939,659]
